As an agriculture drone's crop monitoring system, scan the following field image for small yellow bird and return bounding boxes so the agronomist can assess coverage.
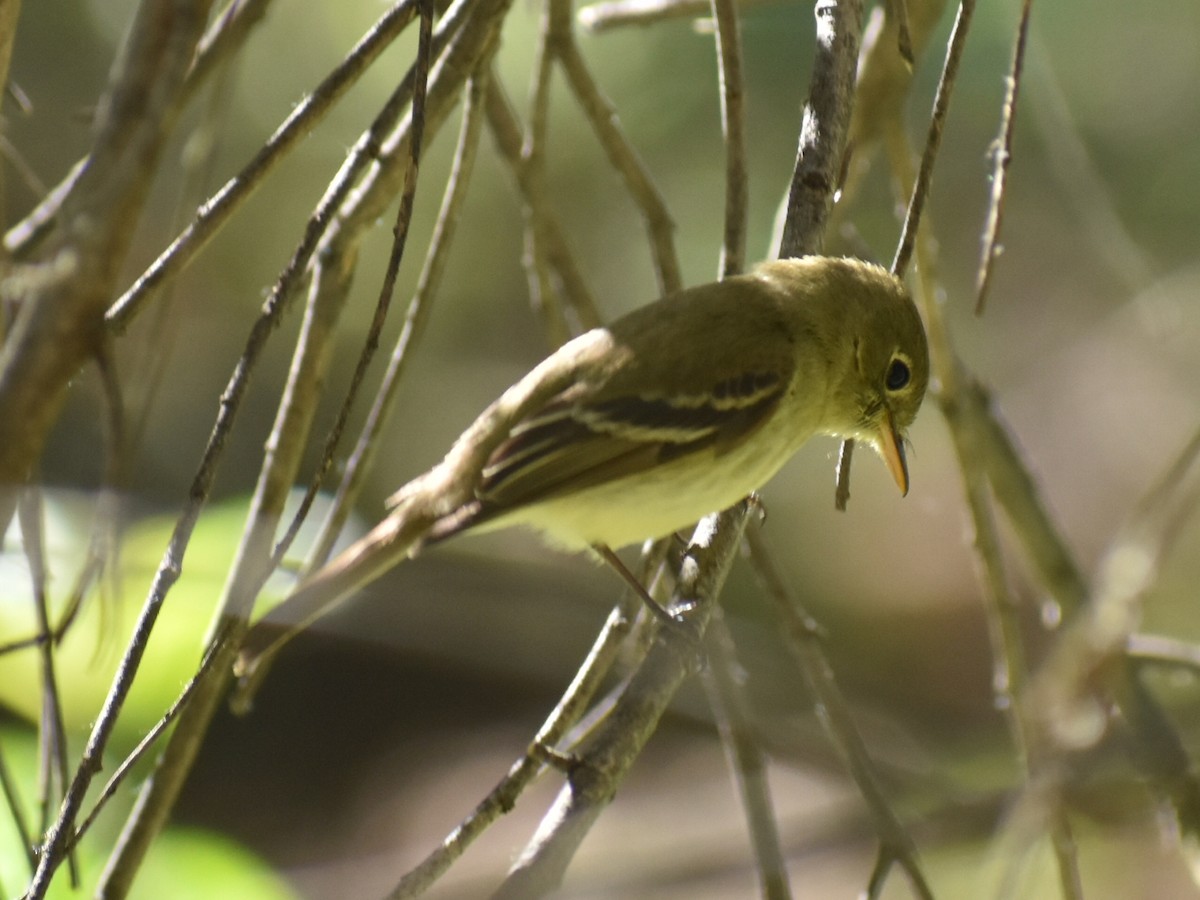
[237,255,928,675]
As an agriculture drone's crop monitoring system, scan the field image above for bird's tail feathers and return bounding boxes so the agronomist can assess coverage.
[235,505,430,682]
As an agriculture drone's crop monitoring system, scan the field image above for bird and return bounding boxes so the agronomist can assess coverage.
[235,255,929,677]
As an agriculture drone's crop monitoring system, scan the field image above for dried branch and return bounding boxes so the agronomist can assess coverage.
[0,0,213,538]
[270,0,435,572]
[66,636,226,852]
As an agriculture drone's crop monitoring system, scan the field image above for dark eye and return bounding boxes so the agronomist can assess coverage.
[885,358,911,391]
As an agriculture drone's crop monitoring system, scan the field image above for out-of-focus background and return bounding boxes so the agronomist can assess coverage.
[2,0,1200,897]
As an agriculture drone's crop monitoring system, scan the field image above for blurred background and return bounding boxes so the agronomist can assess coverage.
[2,0,1200,897]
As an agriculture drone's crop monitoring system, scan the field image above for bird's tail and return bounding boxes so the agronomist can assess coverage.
[234,507,430,684]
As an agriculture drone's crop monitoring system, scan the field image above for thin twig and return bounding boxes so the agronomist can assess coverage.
[18,488,78,885]
[938,379,1084,893]
[974,0,1032,314]
[891,0,974,279]
[0,733,36,878]
[186,0,275,93]
[67,634,226,851]
[1048,815,1085,900]
[520,0,573,347]
[1024,31,1153,293]
[1127,634,1200,675]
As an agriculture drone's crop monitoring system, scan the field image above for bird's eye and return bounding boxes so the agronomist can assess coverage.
[885,357,911,391]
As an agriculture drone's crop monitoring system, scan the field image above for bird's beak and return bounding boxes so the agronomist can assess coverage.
[876,409,910,496]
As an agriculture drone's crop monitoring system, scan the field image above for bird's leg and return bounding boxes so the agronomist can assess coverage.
[592,544,683,630]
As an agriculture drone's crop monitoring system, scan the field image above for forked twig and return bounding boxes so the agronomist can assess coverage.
[269,0,435,572]
[494,506,751,898]
[387,599,636,898]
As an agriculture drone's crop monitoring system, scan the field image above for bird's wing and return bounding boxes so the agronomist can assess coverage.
[475,368,787,511]
[423,275,812,541]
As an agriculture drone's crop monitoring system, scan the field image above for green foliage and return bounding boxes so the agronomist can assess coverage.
[0,726,296,900]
